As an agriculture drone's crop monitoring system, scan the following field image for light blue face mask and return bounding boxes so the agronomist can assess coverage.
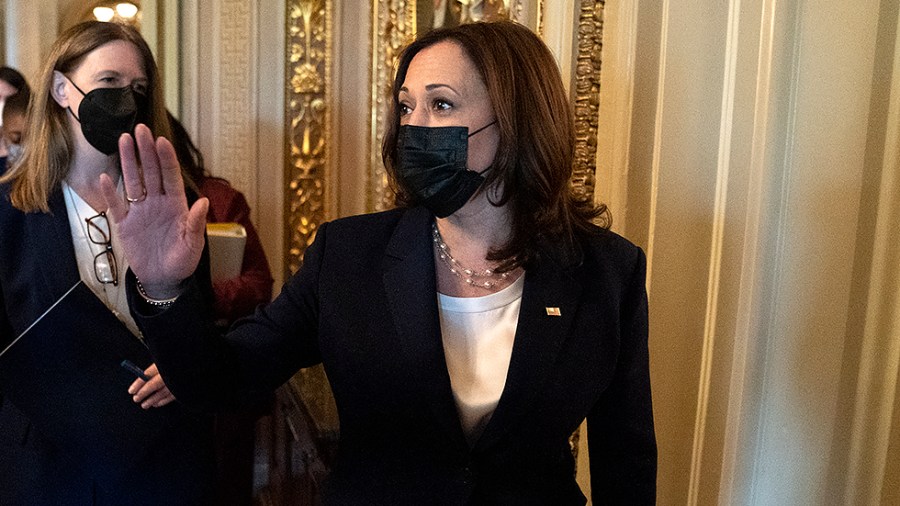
[6,142,22,164]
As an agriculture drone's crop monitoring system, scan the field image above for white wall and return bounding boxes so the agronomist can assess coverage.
[180,0,285,288]
[4,0,58,83]
[600,0,900,503]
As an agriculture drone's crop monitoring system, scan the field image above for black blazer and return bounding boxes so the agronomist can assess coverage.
[135,206,657,505]
[0,186,215,505]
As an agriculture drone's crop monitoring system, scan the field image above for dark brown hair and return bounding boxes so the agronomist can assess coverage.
[0,67,29,96]
[167,110,209,183]
[3,87,31,123]
[382,20,609,271]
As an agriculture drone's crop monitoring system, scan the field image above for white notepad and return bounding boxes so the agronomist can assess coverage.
[206,222,247,282]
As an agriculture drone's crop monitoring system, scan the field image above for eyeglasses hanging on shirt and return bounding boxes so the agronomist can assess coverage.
[85,212,118,286]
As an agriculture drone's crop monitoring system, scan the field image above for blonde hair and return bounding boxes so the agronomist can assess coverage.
[0,21,172,212]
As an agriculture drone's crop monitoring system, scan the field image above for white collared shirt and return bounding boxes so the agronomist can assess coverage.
[63,181,141,337]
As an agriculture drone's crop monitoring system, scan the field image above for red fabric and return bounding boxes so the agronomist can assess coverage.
[199,177,274,325]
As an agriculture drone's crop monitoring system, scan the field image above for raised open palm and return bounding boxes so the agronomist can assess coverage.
[100,124,209,295]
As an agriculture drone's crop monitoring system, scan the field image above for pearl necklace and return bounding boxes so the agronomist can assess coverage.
[431,222,509,290]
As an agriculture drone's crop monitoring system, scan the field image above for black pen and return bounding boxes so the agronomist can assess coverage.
[120,359,150,381]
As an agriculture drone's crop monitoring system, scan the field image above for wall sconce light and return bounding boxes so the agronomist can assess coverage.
[93,2,140,25]
[93,6,115,22]
[116,2,139,19]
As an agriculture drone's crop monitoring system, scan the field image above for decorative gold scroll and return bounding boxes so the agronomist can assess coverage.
[571,0,605,201]
[286,0,332,275]
[368,0,417,212]
[536,0,545,37]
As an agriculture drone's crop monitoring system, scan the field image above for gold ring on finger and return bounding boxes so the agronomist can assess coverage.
[126,186,148,203]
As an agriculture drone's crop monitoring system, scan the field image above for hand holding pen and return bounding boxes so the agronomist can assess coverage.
[122,361,177,409]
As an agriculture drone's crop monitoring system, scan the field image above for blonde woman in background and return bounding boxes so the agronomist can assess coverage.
[0,21,215,505]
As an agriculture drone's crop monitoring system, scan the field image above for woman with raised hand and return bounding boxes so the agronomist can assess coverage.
[0,21,215,504]
[117,20,656,505]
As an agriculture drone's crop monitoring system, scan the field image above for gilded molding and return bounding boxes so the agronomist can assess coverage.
[571,0,605,201]
[369,0,417,212]
[534,0,545,36]
[286,0,332,274]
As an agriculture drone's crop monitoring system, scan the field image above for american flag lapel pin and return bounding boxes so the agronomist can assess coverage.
[545,307,561,317]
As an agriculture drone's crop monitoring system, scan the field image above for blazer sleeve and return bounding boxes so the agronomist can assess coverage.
[129,222,328,411]
[587,247,657,504]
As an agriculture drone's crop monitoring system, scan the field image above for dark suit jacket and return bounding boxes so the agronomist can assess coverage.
[0,185,215,505]
[134,206,657,505]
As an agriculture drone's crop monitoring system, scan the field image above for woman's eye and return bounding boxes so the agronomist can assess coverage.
[133,84,148,95]
[399,103,412,116]
[432,99,452,111]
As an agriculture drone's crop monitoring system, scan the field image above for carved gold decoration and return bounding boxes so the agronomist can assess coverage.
[369,0,417,212]
[506,0,532,28]
[571,0,605,200]
[286,0,332,275]
[536,0,545,36]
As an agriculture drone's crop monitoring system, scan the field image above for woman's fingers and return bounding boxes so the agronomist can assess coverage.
[187,197,210,236]
[140,388,176,409]
[128,363,177,408]
[118,132,146,203]
[127,376,146,396]
[135,124,163,195]
[99,173,126,222]
[133,124,161,196]
[157,135,184,198]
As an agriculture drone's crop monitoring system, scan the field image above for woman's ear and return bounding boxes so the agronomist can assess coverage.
[50,71,71,108]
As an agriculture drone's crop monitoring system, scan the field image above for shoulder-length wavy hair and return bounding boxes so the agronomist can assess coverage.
[1,21,172,213]
[382,20,609,271]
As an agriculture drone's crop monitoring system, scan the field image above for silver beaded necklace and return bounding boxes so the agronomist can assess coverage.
[431,222,509,290]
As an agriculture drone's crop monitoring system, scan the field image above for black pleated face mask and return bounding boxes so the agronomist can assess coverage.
[67,79,149,156]
[394,121,496,218]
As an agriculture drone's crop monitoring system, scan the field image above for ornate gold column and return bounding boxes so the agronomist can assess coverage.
[368,0,417,212]
[286,0,333,274]
[571,0,605,201]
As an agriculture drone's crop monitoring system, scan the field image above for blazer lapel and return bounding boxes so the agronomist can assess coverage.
[33,188,81,307]
[474,252,583,452]
[382,207,468,449]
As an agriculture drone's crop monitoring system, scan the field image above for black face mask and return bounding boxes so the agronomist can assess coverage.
[395,121,496,218]
[67,79,149,155]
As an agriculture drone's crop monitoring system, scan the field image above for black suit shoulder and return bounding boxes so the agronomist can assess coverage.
[318,207,409,247]
[581,224,643,264]
[575,224,646,292]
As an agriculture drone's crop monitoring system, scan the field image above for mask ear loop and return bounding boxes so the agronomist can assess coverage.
[468,120,499,176]
[468,120,500,205]
[63,76,88,122]
[467,120,497,138]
